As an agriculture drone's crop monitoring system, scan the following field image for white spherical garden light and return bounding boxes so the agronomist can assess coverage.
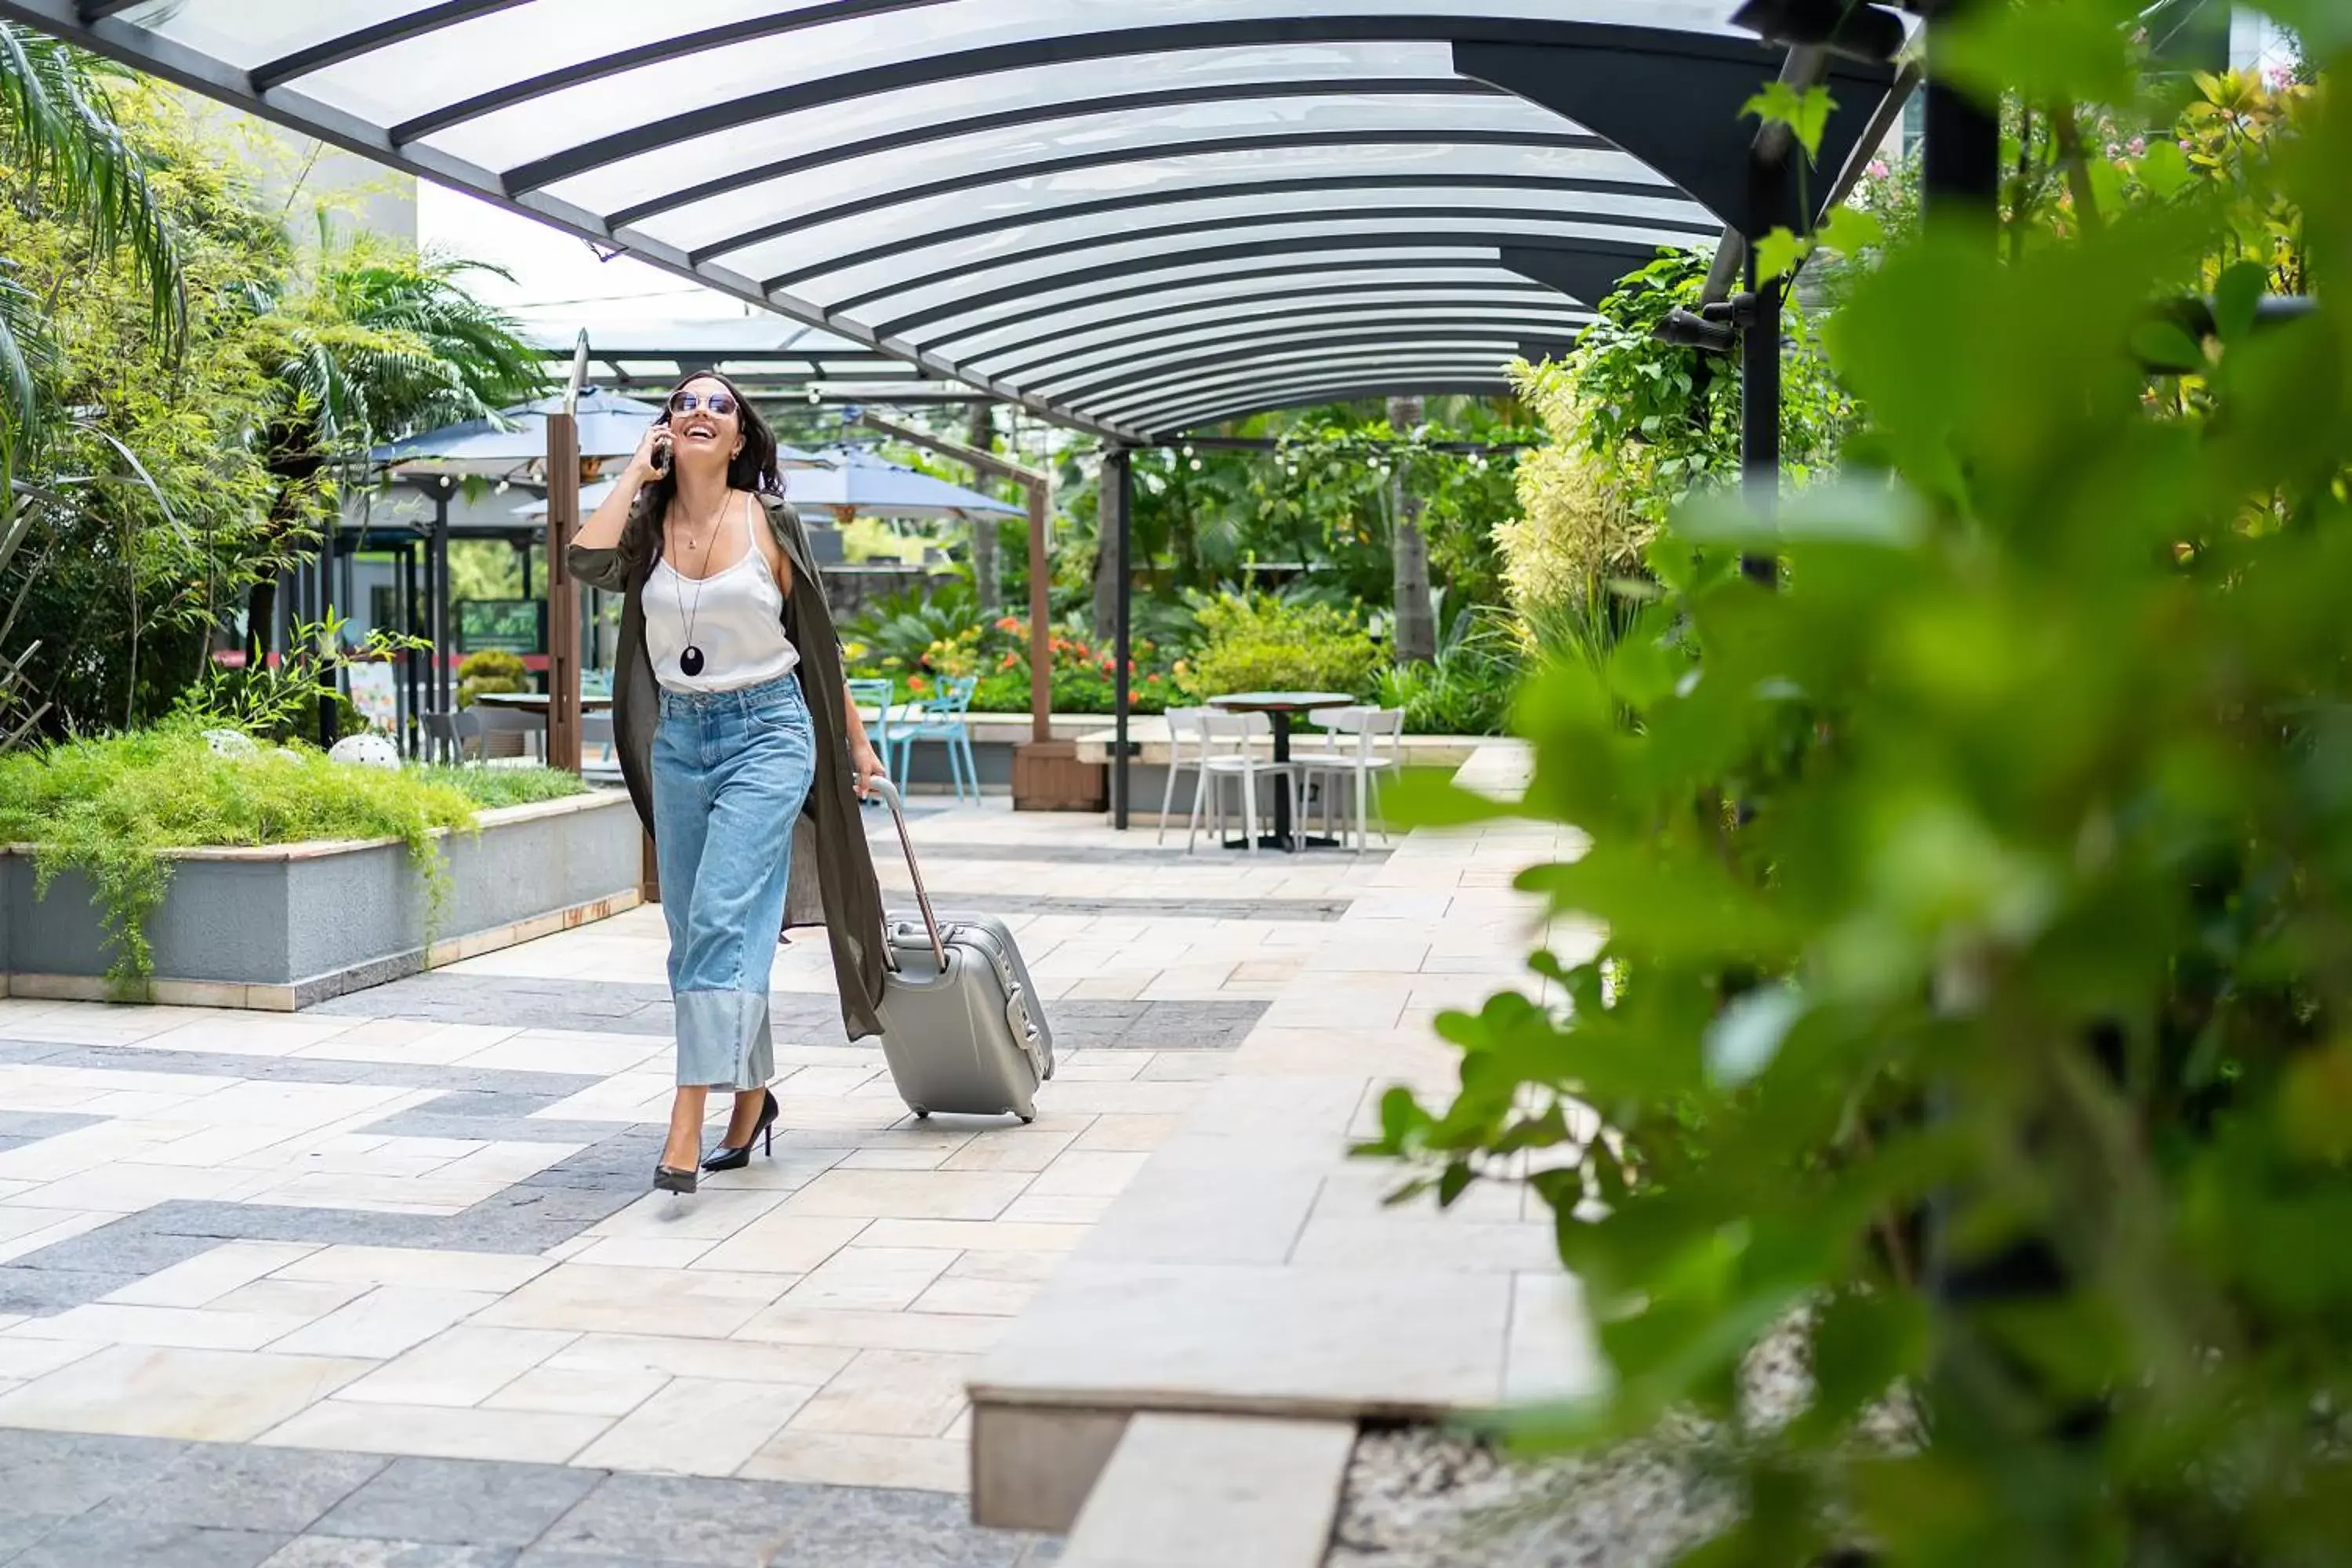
[328,732,402,771]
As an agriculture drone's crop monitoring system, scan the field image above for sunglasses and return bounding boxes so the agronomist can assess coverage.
[666,389,739,417]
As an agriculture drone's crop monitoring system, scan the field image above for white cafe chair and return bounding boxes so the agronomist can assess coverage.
[1293,705,1405,851]
[1156,707,1208,845]
[1186,709,1290,855]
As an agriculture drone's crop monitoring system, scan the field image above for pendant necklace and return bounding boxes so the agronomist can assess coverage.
[670,488,732,679]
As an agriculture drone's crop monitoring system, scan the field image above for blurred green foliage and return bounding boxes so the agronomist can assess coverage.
[1368,7,2352,1563]
[1173,593,1383,704]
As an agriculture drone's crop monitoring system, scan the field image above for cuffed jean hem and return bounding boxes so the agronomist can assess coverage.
[651,669,815,1096]
[673,989,775,1091]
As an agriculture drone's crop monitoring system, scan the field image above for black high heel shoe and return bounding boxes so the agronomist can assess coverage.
[701,1088,779,1172]
[653,1163,698,1195]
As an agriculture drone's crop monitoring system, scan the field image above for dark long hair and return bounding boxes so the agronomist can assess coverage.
[627,369,785,566]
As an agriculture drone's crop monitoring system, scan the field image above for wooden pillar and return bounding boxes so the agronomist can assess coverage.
[545,412,583,774]
[1025,479,1050,745]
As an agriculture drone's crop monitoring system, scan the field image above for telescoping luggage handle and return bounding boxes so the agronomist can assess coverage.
[867,778,947,971]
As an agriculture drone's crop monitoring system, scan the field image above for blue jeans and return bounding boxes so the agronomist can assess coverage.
[650,672,815,1090]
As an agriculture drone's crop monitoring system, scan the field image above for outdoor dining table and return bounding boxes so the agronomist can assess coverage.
[470,691,614,717]
[1205,690,1357,851]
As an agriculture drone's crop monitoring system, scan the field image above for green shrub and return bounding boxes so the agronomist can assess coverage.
[0,724,559,989]
[415,764,589,811]
[456,649,529,710]
[1174,593,1380,702]
[1373,611,1523,735]
[843,581,980,677]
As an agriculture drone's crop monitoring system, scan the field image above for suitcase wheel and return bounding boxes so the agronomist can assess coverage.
[911,1107,931,1120]
[1017,1113,1034,1125]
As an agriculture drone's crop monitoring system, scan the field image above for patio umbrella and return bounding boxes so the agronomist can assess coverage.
[514,478,616,519]
[786,446,1023,521]
[372,389,825,477]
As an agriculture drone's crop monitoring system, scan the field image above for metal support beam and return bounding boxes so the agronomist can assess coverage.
[1740,265,1784,585]
[401,541,423,757]
[1109,448,1134,831]
[1922,18,2002,214]
[1740,129,1793,586]
[430,495,453,724]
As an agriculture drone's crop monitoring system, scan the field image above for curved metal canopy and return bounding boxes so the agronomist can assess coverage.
[14,1,1903,441]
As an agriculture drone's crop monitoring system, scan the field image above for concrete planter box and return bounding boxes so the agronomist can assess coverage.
[1,790,641,1011]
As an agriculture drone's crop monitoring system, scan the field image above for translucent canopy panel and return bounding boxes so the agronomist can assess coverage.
[637,96,1638,259]
[1092,342,1532,419]
[1023,308,1590,393]
[32,0,1904,439]
[943,263,1542,359]
[978,292,1591,382]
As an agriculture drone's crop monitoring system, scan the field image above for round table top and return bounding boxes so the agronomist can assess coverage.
[1206,691,1358,714]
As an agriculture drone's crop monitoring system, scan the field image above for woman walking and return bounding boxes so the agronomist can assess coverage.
[571,372,890,1195]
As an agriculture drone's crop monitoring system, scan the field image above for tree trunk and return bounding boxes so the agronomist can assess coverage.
[245,578,278,666]
[1387,394,1436,664]
[253,430,324,666]
[1091,448,1122,640]
[967,403,999,613]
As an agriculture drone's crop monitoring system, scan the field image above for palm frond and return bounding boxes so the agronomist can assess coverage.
[0,23,184,353]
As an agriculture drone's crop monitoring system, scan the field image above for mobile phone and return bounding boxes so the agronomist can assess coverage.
[650,431,673,477]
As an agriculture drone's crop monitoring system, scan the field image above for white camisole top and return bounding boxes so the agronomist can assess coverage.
[644,492,800,693]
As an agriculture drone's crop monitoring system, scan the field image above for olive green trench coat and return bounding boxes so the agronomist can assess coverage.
[568,492,887,1042]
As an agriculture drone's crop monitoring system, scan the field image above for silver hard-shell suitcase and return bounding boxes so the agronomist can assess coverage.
[870,780,1053,1123]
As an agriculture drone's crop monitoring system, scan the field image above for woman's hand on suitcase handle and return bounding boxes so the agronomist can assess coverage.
[850,738,887,800]
[841,682,887,800]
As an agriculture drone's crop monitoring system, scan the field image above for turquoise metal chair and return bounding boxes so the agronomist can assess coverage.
[889,675,980,802]
[846,677,898,790]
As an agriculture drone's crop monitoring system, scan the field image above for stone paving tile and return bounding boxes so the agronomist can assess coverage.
[0,1112,103,1156]
[0,1345,375,1443]
[0,1426,187,1515]
[259,1540,519,1567]
[1,1514,291,1568]
[532,1472,1028,1567]
[257,1401,612,1465]
[105,1441,390,1532]
[0,1265,143,1315]
[310,1456,604,1548]
[0,1514,63,1559]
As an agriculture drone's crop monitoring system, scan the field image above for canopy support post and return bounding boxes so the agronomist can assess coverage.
[430,486,453,731]
[1110,447,1134,831]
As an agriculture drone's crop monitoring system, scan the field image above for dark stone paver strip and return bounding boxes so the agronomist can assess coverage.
[111,1443,390,1534]
[311,1457,603,1550]
[0,1436,1057,1567]
[2,1515,290,1568]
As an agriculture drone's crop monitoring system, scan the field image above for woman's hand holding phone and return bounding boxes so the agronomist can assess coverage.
[627,419,673,485]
